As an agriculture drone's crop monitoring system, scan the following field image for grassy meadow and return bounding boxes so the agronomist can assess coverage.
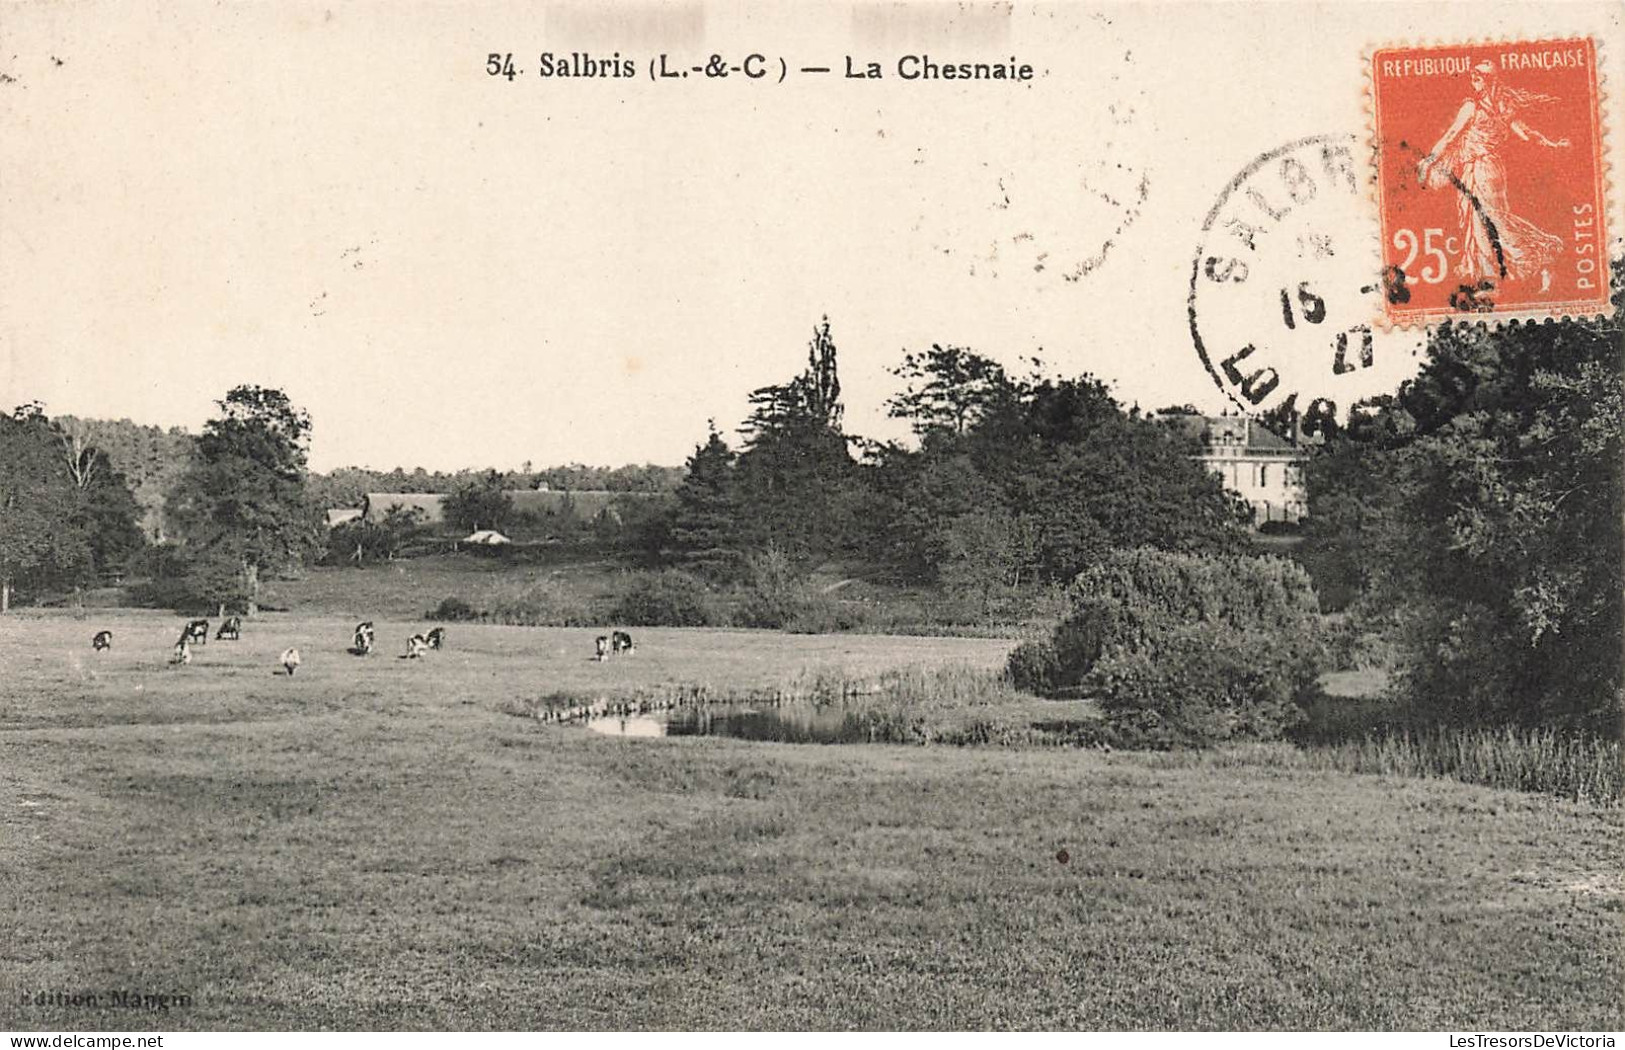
[1,598,1621,1030]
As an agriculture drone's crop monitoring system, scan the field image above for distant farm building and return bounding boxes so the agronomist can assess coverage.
[1168,414,1308,525]
[462,529,511,546]
[356,490,659,529]
[362,493,446,524]
[506,489,635,523]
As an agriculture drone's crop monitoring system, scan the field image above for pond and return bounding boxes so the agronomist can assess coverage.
[584,704,885,744]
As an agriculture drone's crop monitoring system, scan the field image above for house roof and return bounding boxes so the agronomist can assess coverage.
[358,489,658,528]
[1169,414,1305,457]
[505,489,659,521]
[362,493,445,522]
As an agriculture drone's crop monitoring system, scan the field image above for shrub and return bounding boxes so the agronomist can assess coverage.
[610,570,722,627]
[427,596,480,622]
[729,551,873,633]
[123,543,250,615]
[484,582,571,626]
[782,594,870,634]
[1089,623,1315,748]
[1005,638,1060,694]
[736,585,871,633]
[734,551,805,629]
[1011,548,1326,747]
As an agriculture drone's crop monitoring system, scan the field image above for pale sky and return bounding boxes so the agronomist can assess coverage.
[3,1,1621,472]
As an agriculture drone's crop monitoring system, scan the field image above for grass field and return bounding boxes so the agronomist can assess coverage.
[246,557,1036,636]
[258,555,629,623]
[2,610,1621,1031]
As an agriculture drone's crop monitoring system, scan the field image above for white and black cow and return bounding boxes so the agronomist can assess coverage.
[352,621,375,655]
[181,619,210,646]
[281,647,302,676]
[171,639,192,666]
[611,630,635,656]
[594,635,610,662]
[216,616,242,641]
[403,634,430,659]
[425,627,446,650]
[92,630,113,652]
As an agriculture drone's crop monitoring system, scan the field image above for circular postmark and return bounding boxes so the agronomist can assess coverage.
[1188,134,1425,436]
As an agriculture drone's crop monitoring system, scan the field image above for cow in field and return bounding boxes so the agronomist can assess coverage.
[216,616,242,641]
[170,639,192,666]
[425,627,446,650]
[611,630,635,656]
[352,621,375,655]
[281,647,302,676]
[92,630,112,652]
[594,635,610,662]
[181,620,209,646]
[403,634,430,659]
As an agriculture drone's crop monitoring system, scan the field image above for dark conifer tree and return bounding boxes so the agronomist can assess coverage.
[669,423,742,578]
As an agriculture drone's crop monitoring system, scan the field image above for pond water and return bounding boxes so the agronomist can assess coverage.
[584,704,882,744]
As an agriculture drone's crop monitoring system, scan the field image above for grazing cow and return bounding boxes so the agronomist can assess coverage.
[170,639,192,666]
[92,630,112,652]
[216,616,242,641]
[425,627,446,650]
[404,634,430,659]
[182,619,209,646]
[611,630,635,656]
[594,635,610,662]
[281,647,301,676]
[352,621,375,655]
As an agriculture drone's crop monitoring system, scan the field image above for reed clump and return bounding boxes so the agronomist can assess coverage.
[1311,726,1621,805]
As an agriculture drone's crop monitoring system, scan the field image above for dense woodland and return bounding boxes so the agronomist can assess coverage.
[4,279,1620,742]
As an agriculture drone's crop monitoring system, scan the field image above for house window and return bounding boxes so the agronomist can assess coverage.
[1260,464,1269,487]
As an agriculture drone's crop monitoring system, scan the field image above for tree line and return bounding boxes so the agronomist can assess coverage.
[3,393,686,611]
[0,312,1254,616]
[306,462,685,511]
[655,317,1253,611]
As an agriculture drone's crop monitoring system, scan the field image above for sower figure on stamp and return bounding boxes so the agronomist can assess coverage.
[1416,60,1569,288]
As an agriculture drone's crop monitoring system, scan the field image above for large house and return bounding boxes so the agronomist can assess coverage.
[1170,414,1309,525]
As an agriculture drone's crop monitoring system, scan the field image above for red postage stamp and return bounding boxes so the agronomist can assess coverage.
[1370,37,1610,324]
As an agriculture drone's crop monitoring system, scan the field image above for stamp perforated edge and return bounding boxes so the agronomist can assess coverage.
[1360,33,1618,330]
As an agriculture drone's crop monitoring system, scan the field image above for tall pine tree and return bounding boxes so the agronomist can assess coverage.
[733,317,864,565]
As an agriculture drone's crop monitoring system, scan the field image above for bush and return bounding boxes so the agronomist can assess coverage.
[427,596,480,622]
[610,570,722,627]
[1011,548,1325,747]
[726,551,870,633]
[1089,623,1315,748]
[736,583,870,633]
[782,594,870,633]
[1005,638,1060,694]
[483,579,603,626]
[733,550,804,628]
[123,543,250,615]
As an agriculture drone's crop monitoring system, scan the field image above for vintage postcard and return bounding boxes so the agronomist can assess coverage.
[1,0,1621,1037]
